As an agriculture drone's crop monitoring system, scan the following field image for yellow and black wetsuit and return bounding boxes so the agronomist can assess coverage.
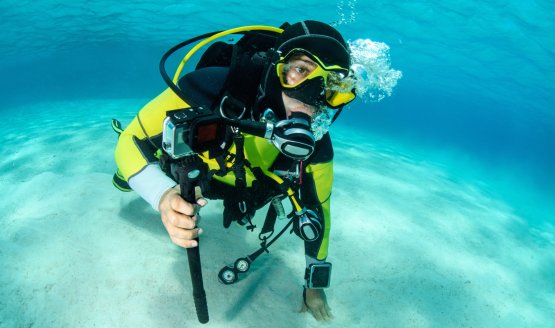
[114,87,334,264]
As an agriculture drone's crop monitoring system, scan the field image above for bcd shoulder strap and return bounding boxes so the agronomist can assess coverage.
[222,31,279,113]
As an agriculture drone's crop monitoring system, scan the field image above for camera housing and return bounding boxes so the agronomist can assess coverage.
[162,107,225,159]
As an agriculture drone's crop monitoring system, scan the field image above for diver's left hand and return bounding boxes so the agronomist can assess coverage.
[300,288,333,321]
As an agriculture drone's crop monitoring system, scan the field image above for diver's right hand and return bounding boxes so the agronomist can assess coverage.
[158,185,207,248]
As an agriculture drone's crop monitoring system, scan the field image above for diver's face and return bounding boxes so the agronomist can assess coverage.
[282,54,318,118]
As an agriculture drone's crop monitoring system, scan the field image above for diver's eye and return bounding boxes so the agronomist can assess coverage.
[288,64,312,79]
[283,63,313,85]
[294,66,308,76]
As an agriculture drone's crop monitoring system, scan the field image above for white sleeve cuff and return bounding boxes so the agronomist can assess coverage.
[128,164,177,212]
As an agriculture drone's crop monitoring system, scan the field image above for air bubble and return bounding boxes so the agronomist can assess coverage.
[348,39,403,102]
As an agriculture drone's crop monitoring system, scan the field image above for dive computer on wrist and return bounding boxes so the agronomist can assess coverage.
[304,262,332,289]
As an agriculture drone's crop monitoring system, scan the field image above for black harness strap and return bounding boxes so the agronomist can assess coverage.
[232,133,247,190]
[260,202,278,240]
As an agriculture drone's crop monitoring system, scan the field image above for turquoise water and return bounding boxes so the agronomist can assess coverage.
[2,1,553,207]
[1,1,554,327]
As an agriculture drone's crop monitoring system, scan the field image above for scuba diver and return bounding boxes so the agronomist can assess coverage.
[113,20,357,322]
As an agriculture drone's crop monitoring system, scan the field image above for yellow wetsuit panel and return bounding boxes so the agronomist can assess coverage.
[305,161,333,260]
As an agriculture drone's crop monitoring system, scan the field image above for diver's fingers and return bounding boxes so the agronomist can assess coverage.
[166,207,198,230]
[300,288,334,321]
[169,192,197,216]
[327,304,333,316]
[167,226,203,248]
[167,222,203,240]
[320,304,333,321]
[312,304,332,321]
[312,306,325,321]
[171,235,199,248]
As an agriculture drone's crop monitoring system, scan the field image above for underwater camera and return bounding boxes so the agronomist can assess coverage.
[162,107,225,159]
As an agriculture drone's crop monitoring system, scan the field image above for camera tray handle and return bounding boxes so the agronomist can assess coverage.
[172,155,209,324]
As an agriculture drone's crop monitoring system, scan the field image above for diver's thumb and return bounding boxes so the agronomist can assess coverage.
[194,186,207,207]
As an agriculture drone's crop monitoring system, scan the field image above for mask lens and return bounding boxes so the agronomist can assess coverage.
[277,61,326,89]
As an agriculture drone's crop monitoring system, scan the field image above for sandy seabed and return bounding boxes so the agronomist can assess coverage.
[1,99,554,328]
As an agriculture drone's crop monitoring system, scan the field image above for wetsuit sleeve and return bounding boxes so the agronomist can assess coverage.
[301,133,334,263]
[114,88,188,210]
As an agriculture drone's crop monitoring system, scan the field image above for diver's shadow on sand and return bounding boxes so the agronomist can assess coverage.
[117,197,167,237]
[222,257,276,321]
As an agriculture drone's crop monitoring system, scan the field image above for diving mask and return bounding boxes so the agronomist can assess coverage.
[276,48,357,108]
